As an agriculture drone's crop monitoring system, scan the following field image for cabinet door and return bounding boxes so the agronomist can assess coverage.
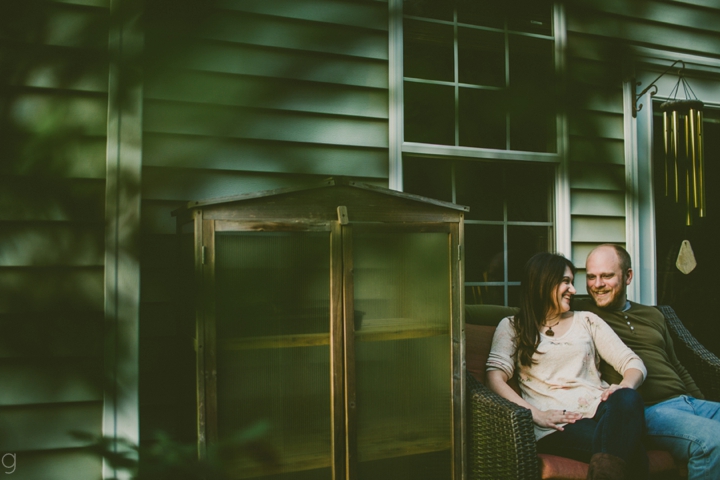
[212,230,335,480]
[347,226,454,480]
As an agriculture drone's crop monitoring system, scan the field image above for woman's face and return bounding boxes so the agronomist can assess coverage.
[554,266,576,313]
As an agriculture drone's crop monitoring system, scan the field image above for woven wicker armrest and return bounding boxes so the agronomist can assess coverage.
[657,305,720,401]
[466,372,539,480]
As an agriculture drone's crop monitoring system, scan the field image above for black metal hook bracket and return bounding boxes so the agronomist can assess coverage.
[633,60,686,117]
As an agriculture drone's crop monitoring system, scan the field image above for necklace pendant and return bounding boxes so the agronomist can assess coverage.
[546,327,555,336]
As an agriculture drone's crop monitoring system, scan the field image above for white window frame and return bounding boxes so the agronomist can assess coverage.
[388,0,571,257]
[625,48,720,305]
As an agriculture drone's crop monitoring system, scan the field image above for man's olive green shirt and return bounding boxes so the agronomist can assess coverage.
[574,298,704,405]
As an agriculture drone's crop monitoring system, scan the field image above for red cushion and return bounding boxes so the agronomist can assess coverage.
[539,450,686,479]
[466,324,495,384]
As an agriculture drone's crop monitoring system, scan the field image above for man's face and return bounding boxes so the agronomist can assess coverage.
[585,247,632,309]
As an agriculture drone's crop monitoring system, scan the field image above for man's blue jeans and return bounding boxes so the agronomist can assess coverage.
[645,395,720,480]
[536,388,648,477]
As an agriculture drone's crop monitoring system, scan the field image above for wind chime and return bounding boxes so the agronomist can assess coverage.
[660,68,706,226]
[634,60,707,226]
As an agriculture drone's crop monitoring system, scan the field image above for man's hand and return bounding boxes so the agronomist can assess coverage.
[531,408,583,431]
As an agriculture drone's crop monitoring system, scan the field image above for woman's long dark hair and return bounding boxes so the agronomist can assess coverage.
[513,252,577,367]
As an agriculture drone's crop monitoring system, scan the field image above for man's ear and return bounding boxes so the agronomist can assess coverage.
[625,268,633,285]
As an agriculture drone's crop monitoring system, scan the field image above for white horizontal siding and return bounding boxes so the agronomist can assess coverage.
[145,70,388,118]
[571,190,626,216]
[0,360,102,406]
[173,41,389,88]
[195,10,388,59]
[572,216,626,243]
[0,402,102,451]
[0,224,103,267]
[144,134,388,177]
[0,1,107,475]
[216,0,388,30]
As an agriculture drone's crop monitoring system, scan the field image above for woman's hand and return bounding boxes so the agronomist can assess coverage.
[531,408,583,431]
[600,384,625,401]
[601,368,644,401]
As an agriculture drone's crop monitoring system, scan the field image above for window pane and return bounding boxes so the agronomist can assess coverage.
[508,285,522,307]
[508,0,553,35]
[458,87,506,149]
[353,231,452,479]
[215,232,332,479]
[457,0,504,29]
[509,35,556,152]
[404,0,453,21]
[404,19,454,82]
[404,82,455,145]
[506,163,552,222]
[507,225,552,281]
[403,155,453,203]
[466,285,505,306]
[465,224,504,283]
[455,161,504,221]
[458,28,505,87]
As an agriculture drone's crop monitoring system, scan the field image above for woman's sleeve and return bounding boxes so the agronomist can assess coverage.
[485,317,517,379]
[584,312,647,380]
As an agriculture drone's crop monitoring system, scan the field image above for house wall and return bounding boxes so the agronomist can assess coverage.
[564,0,720,292]
[0,0,109,478]
[138,0,390,446]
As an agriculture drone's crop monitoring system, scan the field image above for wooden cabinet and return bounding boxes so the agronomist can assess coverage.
[174,178,467,480]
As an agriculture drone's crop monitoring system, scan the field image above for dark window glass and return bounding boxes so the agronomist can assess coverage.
[508,35,556,152]
[404,82,455,145]
[458,87,506,149]
[465,224,504,283]
[455,161,504,221]
[457,0,504,29]
[403,155,453,203]
[507,0,552,35]
[508,285,522,307]
[404,0,453,21]
[467,285,505,306]
[458,28,505,87]
[506,163,552,221]
[404,19,454,82]
[507,225,552,281]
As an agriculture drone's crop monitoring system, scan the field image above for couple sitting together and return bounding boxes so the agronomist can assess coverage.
[486,245,720,479]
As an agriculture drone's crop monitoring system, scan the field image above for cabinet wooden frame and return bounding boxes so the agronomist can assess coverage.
[174,178,468,480]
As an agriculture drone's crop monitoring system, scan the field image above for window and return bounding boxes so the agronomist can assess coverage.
[402,0,557,152]
[404,156,554,306]
[395,0,563,306]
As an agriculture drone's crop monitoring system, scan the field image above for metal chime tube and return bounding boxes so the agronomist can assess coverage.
[663,112,670,196]
[697,109,706,217]
[685,164,693,226]
[672,110,680,203]
[689,108,698,208]
[655,66,706,224]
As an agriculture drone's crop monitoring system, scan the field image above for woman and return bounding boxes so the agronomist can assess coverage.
[486,252,648,480]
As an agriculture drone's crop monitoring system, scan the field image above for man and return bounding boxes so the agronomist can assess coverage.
[574,244,720,479]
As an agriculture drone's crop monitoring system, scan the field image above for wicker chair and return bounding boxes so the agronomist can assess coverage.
[466,304,720,480]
